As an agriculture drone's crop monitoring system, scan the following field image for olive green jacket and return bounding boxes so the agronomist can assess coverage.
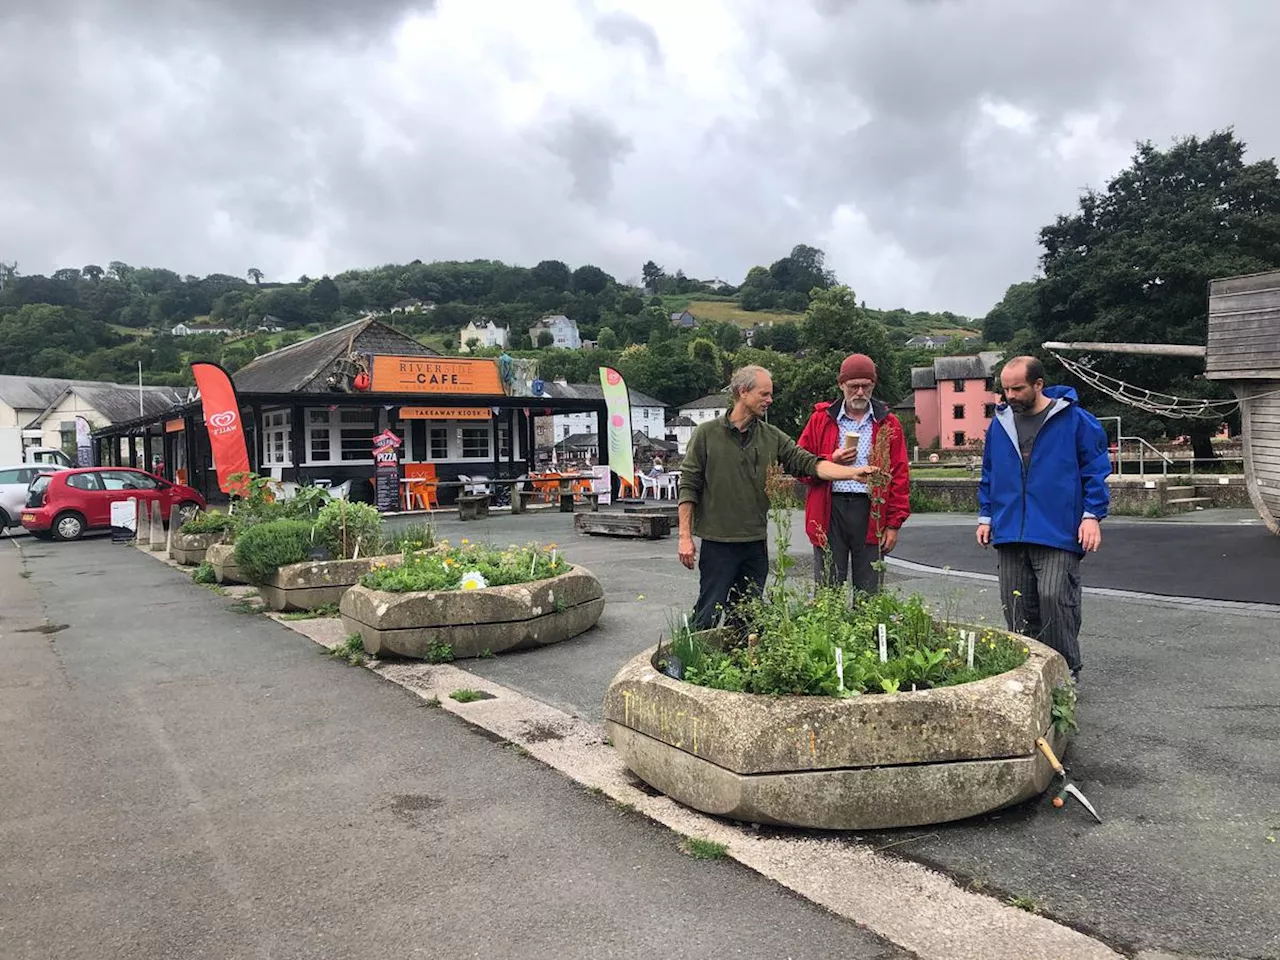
[677,413,821,542]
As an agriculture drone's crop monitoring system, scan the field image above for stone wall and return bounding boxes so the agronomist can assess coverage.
[909,475,1251,516]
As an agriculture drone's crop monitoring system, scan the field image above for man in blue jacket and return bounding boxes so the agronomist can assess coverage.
[977,356,1111,681]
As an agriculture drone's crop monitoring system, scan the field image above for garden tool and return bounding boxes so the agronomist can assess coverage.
[1035,737,1102,824]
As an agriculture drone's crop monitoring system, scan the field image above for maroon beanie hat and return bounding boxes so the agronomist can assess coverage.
[839,353,877,383]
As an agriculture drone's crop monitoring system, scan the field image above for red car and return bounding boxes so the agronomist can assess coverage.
[21,467,206,541]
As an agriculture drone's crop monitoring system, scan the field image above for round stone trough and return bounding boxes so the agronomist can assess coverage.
[170,530,225,566]
[339,563,605,659]
[603,633,1071,830]
[204,542,243,584]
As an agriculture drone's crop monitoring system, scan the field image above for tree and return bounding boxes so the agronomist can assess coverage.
[800,285,892,361]
[571,264,612,295]
[82,264,104,282]
[531,259,571,291]
[247,267,264,285]
[536,330,555,348]
[1032,130,1280,459]
[982,281,1040,344]
[770,244,836,299]
[310,275,341,315]
[596,326,619,350]
[641,260,667,291]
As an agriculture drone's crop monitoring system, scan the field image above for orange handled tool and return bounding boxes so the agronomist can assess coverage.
[1036,737,1102,824]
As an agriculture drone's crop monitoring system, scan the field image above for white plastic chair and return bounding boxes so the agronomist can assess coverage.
[458,474,492,495]
[639,474,660,499]
[327,479,353,500]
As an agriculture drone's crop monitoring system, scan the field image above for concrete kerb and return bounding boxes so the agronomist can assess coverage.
[262,605,1121,960]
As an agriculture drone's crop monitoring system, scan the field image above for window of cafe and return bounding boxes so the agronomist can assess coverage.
[429,427,449,460]
[262,410,292,466]
[460,426,490,460]
[306,408,376,464]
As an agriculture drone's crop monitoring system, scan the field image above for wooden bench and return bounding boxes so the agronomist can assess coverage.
[580,491,601,512]
[458,494,491,521]
[510,487,540,515]
[574,512,670,539]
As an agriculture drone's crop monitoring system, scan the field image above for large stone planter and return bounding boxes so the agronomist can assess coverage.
[340,563,605,659]
[171,530,225,566]
[603,634,1071,830]
[205,543,243,584]
[257,555,402,612]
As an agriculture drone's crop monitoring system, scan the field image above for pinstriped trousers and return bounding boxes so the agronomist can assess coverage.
[995,544,1084,674]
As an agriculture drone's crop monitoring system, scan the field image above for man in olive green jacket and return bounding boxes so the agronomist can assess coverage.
[678,365,873,629]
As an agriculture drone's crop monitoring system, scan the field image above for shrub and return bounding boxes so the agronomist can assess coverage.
[232,519,314,584]
[361,541,565,593]
[314,500,383,559]
[180,511,235,536]
[193,561,217,584]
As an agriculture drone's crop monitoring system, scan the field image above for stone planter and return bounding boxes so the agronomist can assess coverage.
[340,563,605,659]
[205,543,243,584]
[603,634,1071,831]
[256,555,402,612]
[171,530,226,566]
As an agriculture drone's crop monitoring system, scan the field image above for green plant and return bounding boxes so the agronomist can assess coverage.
[314,499,383,560]
[424,640,454,663]
[232,519,313,583]
[908,485,950,513]
[192,561,217,584]
[1051,682,1078,734]
[449,688,485,703]
[180,511,235,535]
[1006,894,1040,914]
[679,837,728,860]
[477,648,496,659]
[278,602,340,621]
[329,632,366,666]
[385,522,435,553]
[423,695,442,708]
[361,540,566,593]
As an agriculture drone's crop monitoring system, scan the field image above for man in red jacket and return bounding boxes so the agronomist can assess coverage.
[798,353,911,595]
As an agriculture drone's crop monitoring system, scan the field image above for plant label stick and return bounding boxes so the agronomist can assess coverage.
[835,647,845,691]
[966,631,975,670]
[551,548,557,566]
[878,624,888,663]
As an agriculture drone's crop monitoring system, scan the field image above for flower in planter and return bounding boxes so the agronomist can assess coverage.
[460,571,488,591]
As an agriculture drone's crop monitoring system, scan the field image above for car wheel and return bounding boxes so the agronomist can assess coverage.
[53,511,86,541]
[176,500,201,525]
[0,508,10,529]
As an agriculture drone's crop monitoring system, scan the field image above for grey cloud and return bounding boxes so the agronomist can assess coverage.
[540,111,635,206]
[593,11,663,66]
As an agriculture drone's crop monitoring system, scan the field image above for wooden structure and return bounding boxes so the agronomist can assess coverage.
[1046,268,1280,535]
[574,512,671,539]
[1205,270,1280,534]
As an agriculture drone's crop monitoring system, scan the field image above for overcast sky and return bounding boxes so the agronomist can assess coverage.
[3,0,1278,317]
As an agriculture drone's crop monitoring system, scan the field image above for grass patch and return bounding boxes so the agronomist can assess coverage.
[425,640,455,663]
[423,695,442,708]
[192,561,217,584]
[680,837,729,860]
[329,633,366,666]
[278,603,340,621]
[667,297,802,329]
[1006,894,1041,914]
[449,688,487,703]
[477,648,496,659]
[228,599,262,615]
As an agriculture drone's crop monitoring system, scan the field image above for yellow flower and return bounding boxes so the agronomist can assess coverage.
[460,538,469,545]
[1012,590,1022,597]
[460,570,488,591]
[636,594,645,601]
[444,558,454,567]
[1022,647,1029,654]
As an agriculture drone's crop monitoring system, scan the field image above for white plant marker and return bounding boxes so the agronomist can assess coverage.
[551,548,557,566]
[877,623,888,663]
[835,647,845,691]
[966,630,975,670]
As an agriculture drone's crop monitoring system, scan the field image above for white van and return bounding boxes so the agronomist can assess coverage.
[0,463,70,529]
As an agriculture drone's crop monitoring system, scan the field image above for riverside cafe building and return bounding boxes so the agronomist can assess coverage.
[90,317,611,508]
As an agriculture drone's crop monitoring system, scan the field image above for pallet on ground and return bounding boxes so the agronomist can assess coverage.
[574,512,670,539]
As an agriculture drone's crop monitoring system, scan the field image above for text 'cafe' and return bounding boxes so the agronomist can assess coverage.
[88,317,613,508]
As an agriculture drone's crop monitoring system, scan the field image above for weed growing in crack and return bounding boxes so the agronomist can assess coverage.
[680,837,728,860]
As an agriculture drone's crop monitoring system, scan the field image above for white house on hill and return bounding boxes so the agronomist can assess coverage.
[544,380,666,442]
[678,393,730,425]
[458,320,510,353]
[527,314,581,350]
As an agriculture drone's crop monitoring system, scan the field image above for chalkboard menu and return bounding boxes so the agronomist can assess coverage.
[372,429,403,513]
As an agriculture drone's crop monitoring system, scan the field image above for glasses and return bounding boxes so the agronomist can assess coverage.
[841,381,874,393]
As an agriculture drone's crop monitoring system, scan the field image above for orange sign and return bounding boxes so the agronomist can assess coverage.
[191,362,250,496]
[371,356,503,395]
[165,418,184,433]
[399,406,491,420]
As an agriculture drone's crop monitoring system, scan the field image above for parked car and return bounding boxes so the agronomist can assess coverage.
[0,463,70,530]
[21,467,206,541]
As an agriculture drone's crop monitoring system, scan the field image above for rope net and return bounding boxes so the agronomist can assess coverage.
[1045,349,1239,420]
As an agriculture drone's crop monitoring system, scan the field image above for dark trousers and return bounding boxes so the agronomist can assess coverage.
[812,492,880,596]
[692,539,769,631]
[996,543,1084,674]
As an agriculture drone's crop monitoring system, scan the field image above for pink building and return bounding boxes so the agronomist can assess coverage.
[911,352,1004,450]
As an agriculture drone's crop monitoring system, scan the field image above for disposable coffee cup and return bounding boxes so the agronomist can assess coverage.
[843,432,857,449]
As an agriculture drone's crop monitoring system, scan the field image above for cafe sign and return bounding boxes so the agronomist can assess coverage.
[371,356,503,395]
[399,406,490,420]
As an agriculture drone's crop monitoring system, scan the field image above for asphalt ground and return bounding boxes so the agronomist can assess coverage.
[384,507,1280,959]
[889,512,1280,604]
[0,537,907,960]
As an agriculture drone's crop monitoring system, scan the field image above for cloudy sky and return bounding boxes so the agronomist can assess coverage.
[3,0,1278,317]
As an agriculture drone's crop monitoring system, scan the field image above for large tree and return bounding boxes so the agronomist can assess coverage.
[1032,130,1280,458]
